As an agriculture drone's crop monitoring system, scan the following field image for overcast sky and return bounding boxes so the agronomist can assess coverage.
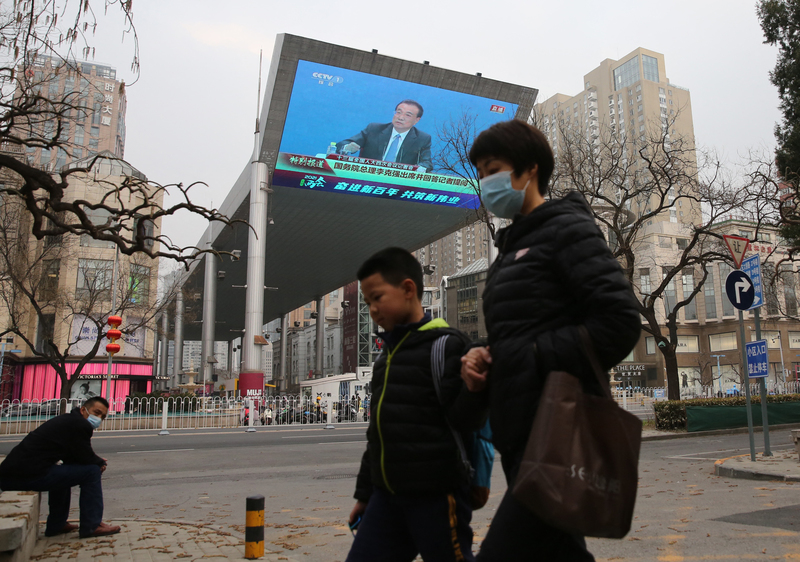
[86,0,781,252]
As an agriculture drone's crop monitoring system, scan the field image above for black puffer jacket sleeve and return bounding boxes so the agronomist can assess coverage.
[533,210,641,383]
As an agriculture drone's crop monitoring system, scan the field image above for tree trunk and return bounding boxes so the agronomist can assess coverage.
[59,374,76,414]
[664,350,680,400]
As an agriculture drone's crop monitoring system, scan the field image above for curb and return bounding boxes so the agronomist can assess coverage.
[713,454,800,482]
[643,422,800,441]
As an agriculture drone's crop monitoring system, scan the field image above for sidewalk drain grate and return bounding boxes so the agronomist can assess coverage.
[314,474,358,480]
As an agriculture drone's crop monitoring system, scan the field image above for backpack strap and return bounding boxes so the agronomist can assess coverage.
[430,335,473,478]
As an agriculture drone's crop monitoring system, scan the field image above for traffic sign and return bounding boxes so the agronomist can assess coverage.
[725,270,755,310]
[723,235,750,269]
[745,339,769,379]
[740,254,763,310]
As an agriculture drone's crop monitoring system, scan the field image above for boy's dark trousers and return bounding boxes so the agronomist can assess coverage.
[346,485,475,562]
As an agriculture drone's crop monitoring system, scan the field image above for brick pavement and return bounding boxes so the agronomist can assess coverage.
[29,519,300,562]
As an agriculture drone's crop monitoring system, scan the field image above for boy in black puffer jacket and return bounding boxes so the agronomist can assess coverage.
[346,247,480,562]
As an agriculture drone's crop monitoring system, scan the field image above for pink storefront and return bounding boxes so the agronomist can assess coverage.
[12,361,153,409]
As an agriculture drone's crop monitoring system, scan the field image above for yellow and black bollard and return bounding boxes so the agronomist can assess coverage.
[245,495,265,559]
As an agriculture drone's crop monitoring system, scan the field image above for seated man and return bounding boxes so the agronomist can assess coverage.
[0,396,120,538]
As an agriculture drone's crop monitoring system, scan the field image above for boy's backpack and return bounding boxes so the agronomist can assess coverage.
[430,335,494,510]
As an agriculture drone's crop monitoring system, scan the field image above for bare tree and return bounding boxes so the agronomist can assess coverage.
[433,110,500,241]
[548,113,782,399]
[0,1,242,266]
[0,191,181,410]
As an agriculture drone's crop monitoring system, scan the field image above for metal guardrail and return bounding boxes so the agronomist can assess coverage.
[3,381,799,434]
[0,395,370,435]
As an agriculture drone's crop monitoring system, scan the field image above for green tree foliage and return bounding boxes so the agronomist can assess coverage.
[759,1,800,184]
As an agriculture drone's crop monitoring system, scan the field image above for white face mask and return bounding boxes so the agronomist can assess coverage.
[480,171,529,219]
[87,414,102,429]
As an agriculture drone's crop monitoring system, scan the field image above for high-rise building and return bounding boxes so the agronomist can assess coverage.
[536,48,701,227]
[0,56,158,404]
[18,55,126,171]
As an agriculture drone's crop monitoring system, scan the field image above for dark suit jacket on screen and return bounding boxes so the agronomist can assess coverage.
[337,123,433,170]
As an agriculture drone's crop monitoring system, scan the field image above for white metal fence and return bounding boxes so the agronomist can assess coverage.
[2,381,798,434]
[610,380,800,418]
[0,395,370,435]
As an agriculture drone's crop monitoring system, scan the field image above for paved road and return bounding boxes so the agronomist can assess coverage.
[1,425,798,561]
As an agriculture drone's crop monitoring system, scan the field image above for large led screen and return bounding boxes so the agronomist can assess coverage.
[273,60,519,210]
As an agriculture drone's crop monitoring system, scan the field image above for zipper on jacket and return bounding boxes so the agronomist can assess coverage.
[376,331,411,494]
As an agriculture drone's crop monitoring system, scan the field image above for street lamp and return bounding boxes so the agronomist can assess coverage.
[711,354,725,395]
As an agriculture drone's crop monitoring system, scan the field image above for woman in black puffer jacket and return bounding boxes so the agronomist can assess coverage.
[461,120,641,561]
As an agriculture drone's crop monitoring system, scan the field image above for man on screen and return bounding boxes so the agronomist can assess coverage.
[337,100,433,171]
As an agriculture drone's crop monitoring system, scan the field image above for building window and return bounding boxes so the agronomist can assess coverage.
[704,268,717,319]
[682,270,697,320]
[645,337,656,355]
[133,216,155,249]
[783,266,798,316]
[676,335,699,353]
[35,314,56,353]
[76,259,114,297]
[663,267,676,317]
[128,264,150,305]
[642,54,660,82]
[676,238,688,250]
[719,263,734,316]
[709,332,737,352]
[613,56,640,91]
[764,264,779,316]
[80,207,115,248]
[40,259,60,299]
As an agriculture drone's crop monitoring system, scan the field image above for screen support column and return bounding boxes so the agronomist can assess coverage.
[174,288,184,386]
[243,117,269,382]
[159,312,169,389]
[315,297,325,378]
[279,314,288,392]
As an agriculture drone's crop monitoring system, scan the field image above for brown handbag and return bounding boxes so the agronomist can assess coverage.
[511,327,642,539]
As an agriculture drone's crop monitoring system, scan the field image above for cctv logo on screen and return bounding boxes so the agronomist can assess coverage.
[312,72,343,86]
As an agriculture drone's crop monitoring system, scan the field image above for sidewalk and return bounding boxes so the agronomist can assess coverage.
[30,519,301,562]
[714,449,800,482]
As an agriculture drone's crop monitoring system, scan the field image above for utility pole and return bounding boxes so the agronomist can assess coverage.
[711,354,725,395]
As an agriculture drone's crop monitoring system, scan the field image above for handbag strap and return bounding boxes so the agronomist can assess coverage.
[431,335,473,477]
[577,326,613,400]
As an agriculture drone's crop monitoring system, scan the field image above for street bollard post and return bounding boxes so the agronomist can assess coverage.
[158,400,169,436]
[325,398,335,430]
[245,494,265,559]
[246,398,256,433]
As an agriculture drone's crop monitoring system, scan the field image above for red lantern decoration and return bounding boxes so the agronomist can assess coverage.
[106,318,123,357]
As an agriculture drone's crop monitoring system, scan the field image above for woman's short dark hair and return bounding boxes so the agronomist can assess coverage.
[357,247,423,299]
[469,120,554,195]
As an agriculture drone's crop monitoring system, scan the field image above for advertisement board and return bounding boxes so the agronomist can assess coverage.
[71,315,146,358]
[273,60,519,210]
